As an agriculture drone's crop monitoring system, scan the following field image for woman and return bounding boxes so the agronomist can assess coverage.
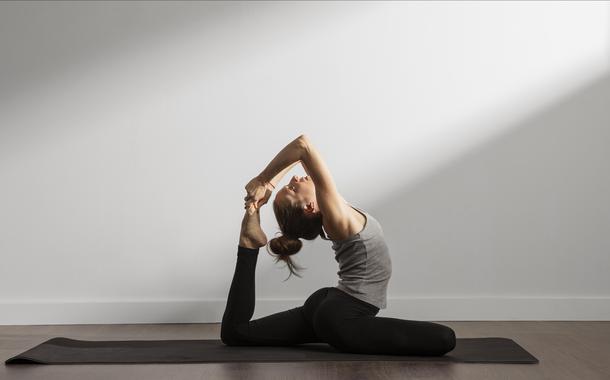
[221,134,456,356]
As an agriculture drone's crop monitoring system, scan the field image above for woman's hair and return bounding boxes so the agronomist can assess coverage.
[266,198,329,281]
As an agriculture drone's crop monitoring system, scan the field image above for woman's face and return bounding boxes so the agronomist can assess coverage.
[275,175,317,212]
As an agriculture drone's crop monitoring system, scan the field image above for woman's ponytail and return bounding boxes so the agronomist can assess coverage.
[267,234,305,281]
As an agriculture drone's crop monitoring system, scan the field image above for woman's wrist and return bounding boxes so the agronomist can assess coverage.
[256,173,275,190]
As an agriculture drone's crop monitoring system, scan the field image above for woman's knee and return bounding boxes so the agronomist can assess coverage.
[408,321,457,355]
[220,322,249,346]
[220,325,235,346]
[220,322,238,346]
[436,325,457,355]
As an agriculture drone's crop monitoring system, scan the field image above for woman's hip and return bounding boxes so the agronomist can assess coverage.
[302,286,378,324]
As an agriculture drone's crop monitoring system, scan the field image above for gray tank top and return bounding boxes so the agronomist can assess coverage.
[331,205,392,309]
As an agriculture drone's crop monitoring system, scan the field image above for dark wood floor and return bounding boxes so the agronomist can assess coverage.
[2,321,609,379]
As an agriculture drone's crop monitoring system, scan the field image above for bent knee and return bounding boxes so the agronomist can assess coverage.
[437,326,457,354]
[220,324,236,346]
[220,322,246,346]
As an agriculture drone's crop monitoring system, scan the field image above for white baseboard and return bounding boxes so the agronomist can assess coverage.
[1,296,609,325]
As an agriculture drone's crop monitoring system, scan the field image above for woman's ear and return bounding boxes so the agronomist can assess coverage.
[303,201,316,215]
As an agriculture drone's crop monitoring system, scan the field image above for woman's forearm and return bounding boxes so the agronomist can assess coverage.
[268,161,299,188]
[258,135,306,185]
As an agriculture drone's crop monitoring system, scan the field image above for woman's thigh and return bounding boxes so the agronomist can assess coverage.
[311,288,456,356]
[302,287,335,326]
[308,288,379,345]
[223,286,339,346]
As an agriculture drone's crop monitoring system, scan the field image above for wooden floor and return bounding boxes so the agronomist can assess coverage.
[1,321,609,380]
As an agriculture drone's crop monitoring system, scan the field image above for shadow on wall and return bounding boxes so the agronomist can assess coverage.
[369,72,610,297]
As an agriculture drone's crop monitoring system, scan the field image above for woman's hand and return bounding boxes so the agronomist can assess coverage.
[244,188,272,211]
[244,176,273,210]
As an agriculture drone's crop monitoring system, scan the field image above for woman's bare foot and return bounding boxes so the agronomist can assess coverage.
[239,205,268,249]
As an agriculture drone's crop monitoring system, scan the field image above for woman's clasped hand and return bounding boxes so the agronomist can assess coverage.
[244,175,273,212]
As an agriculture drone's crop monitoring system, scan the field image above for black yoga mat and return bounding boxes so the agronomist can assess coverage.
[5,337,538,365]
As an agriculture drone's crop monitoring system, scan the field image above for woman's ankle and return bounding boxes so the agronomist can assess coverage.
[239,209,268,248]
[238,236,261,249]
[237,244,260,255]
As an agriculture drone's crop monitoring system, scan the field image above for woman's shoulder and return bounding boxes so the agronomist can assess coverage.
[326,203,368,242]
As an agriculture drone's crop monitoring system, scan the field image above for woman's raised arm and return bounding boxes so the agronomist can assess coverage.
[244,135,307,209]
[257,135,307,185]
[268,161,299,189]
[299,134,350,236]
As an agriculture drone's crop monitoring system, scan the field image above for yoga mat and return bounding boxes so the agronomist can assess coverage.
[5,337,538,365]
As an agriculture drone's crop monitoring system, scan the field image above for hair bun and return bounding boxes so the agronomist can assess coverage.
[268,234,302,258]
[266,233,305,281]
[284,234,299,242]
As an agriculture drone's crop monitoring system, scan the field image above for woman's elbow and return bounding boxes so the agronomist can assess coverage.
[297,134,311,155]
[298,134,310,146]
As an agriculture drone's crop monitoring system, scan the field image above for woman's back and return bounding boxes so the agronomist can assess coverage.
[331,205,392,310]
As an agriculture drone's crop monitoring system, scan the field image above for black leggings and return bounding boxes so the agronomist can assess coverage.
[221,245,456,356]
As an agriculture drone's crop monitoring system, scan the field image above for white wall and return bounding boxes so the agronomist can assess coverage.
[1,1,609,324]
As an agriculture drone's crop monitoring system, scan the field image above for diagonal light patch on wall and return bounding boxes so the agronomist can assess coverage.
[367,71,610,312]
